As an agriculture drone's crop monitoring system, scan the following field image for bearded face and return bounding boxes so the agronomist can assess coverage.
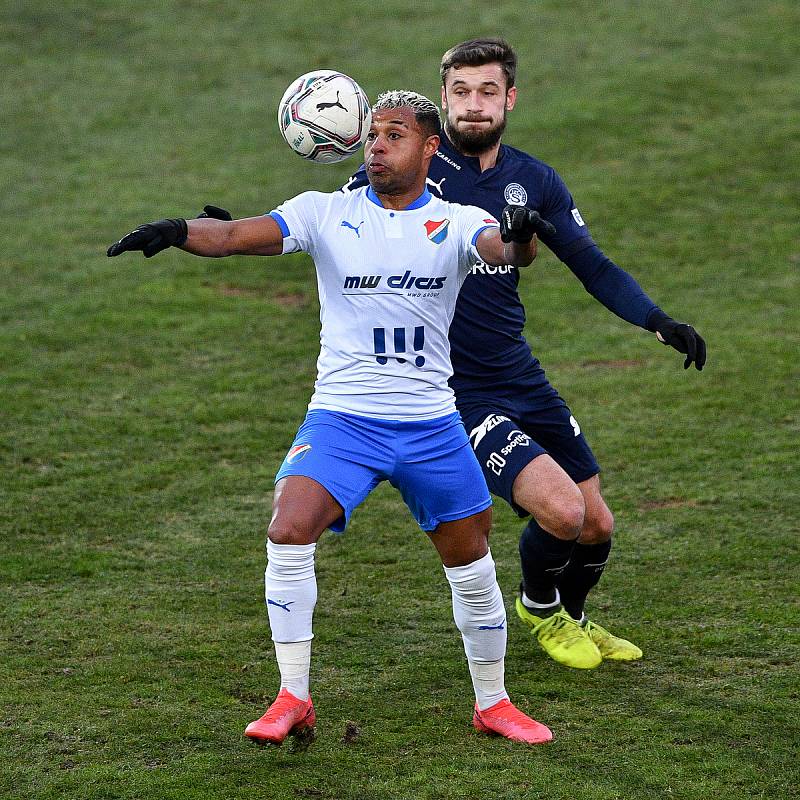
[441,63,516,156]
[444,108,507,154]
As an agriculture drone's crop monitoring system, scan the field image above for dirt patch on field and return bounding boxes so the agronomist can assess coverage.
[639,498,700,510]
[273,291,309,307]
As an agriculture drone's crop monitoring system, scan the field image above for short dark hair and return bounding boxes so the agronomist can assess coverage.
[440,38,517,89]
[372,90,442,138]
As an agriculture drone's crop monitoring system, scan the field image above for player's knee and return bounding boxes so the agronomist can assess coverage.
[551,495,585,540]
[530,485,585,541]
[580,504,614,544]
[267,517,317,546]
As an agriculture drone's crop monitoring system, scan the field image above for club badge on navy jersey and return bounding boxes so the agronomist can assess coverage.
[424,219,450,244]
[504,183,528,205]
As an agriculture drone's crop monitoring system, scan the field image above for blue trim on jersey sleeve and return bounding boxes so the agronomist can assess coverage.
[268,211,289,237]
[366,186,432,209]
[471,224,495,247]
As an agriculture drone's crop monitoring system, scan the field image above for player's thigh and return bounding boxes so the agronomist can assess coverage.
[269,476,345,545]
[392,413,492,534]
[459,406,549,514]
[274,410,388,533]
[512,454,584,537]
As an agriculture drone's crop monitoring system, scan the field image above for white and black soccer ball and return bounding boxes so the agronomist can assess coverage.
[277,70,371,164]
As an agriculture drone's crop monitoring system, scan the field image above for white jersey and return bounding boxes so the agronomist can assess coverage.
[270,186,498,420]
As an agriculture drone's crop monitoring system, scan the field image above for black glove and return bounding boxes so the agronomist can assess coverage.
[500,205,557,243]
[107,218,188,258]
[647,309,707,370]
[197,204,232,221]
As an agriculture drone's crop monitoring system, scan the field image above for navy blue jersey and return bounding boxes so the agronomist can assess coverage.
[346,132,659,393]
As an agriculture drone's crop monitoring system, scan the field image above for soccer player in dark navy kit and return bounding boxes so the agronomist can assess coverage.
[349,39,706,669]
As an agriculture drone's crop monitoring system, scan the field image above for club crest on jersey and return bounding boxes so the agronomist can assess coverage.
[424,219,450,244]
[286,444,312,464]
[504,183,528,205]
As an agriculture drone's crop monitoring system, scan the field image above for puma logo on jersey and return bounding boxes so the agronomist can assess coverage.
[426,176,447,196]
[341,219,365,237]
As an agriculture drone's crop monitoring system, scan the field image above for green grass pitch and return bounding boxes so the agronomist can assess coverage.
[1,1,799,798]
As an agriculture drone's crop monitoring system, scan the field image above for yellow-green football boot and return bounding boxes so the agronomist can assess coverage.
[584,620,643,661]
[515,598,602,669]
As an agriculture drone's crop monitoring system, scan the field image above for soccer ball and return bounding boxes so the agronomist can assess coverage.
[277,70,371,164]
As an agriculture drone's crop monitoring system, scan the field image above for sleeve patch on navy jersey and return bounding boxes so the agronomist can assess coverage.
[571,208,586,226]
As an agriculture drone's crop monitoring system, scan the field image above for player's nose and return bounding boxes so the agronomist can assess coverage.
[466,91,484,110]
[369,134,387,153]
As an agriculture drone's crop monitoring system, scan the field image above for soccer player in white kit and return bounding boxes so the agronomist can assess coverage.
[107,91,556,745]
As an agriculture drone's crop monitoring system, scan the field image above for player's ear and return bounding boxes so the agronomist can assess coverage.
[440,85,448,110]
[424,134,440,159]
[506,86,517,112]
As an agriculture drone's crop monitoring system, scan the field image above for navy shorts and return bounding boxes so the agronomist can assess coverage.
[275,409,492,532]
[457,393,600,518]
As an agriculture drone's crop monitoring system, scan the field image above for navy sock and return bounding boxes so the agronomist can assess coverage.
[557,540,612,620]
[519,519,577,606]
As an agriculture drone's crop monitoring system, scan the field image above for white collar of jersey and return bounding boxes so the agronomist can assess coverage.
[365,185,432,210]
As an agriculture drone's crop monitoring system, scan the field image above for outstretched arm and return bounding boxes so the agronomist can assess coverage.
[563,244,707,370]
[184,215,284,257]
[107,214,284,259]
[476,205,557,268]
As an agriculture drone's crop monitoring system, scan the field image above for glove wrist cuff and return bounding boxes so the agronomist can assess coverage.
[171,218,188,247]
[645,308,671,333]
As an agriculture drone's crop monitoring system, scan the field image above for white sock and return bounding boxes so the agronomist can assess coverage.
[522,586,561,612]
[443,550,509,710]
[265,541,317,699]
